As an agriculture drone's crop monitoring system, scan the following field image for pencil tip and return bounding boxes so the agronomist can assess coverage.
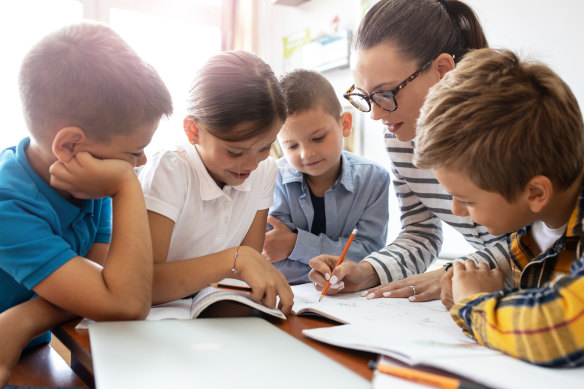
[318,295,324,302]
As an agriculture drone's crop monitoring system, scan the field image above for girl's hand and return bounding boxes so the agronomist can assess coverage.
[236,246,294,315]
[49,152,136,199]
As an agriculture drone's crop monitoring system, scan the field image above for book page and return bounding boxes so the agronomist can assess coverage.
[303,320,497,366]
[146,279,286,320]
[190,278,286,320]
[147,298,193,320]
[291,283,451,331]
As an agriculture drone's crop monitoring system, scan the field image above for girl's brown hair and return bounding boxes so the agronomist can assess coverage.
[187,50,286,142]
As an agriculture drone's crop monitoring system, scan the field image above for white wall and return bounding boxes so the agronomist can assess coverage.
[257,0,584,257]
[259,0,584,105]
[465,0,584,108]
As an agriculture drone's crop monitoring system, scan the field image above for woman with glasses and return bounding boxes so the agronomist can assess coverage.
[309,0,511,304]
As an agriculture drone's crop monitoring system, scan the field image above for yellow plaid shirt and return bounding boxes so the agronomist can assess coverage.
[451,183,584,367]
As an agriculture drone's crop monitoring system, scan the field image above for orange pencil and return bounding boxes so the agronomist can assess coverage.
[319,228,357,301]
[210,283,252,293]
[369,360,487,389]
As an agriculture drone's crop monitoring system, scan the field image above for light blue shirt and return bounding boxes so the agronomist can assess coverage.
[270,150,390,283]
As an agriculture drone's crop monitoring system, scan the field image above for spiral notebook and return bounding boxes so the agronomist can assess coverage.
[89,317,371,389]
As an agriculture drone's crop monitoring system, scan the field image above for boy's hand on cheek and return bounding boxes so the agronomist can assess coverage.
[49,151,136,199]
[451,260,504,304]
[262,215,297,262]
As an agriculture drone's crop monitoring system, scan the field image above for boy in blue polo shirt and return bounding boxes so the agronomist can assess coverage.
[0,22,172,384]
[263,69,390,284]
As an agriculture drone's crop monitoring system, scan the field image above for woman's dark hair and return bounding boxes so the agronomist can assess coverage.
[187,50,287,142]
[354,0,488,65]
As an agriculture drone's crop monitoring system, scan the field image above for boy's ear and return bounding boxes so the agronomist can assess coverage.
[184,116,200,145]
[52,127,86,163]
[435,53,456,80]
[525,175,553,213]
[340,111,353,138]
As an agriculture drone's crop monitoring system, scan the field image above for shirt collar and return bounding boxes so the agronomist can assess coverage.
[17,137,95,226]
[510,181,584,266]
[181,143,251,202]
[279,150,354,192]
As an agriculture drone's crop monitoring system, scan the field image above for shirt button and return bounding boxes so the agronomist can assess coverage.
[224,216,229,224]
[224,201,230,209]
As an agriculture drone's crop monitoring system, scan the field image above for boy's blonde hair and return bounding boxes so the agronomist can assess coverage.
[415,48,584,201]
[19,22,172,143]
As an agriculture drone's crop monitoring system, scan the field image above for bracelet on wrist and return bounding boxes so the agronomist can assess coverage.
[231,246,240,273]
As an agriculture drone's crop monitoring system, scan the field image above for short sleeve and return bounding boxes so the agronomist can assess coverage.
[139,151,190,222]
[0,195,78,289]
[257,157,277,210]
[94,197,112,244]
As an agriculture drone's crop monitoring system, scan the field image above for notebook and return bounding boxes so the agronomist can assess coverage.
[89,317,371,389]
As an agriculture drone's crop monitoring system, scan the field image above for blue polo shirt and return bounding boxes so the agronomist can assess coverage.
[0,137,111,346]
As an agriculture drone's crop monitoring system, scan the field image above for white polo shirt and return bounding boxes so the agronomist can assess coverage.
[139,143,277,262]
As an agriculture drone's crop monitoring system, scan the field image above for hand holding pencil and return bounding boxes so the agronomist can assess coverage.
[318,229,358,301]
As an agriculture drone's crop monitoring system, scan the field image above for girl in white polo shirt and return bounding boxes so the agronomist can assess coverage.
[139,50,293,314]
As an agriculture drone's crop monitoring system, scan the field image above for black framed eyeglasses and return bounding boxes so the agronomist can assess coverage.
[343,59,434,113]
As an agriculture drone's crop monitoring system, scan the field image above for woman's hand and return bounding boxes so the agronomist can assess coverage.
[308,255,379,295]
[359,269,443,302]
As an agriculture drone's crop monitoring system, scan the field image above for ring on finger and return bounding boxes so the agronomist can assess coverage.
[409,285,416,297]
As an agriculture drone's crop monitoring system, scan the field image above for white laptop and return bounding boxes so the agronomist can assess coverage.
[89,317,371,389]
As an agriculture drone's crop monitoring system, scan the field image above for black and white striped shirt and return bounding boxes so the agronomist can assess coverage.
[362,131,512,286]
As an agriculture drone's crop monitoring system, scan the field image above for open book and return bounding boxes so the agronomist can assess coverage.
[291,282,449,328]
[147,278,286,320]
[291,283,584,389]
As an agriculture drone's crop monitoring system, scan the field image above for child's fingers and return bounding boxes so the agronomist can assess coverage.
[490,268,504,285]
[266,215,285,229]
[477,262,490,271]
[452,261,466,273]
[48,161,72,181]
[440,272,454,309]
[277,283,294,315]
[248,284,265,304]
[262,284,277,309]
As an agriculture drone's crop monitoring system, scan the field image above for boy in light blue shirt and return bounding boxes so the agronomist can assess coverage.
[263,69,390,284]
